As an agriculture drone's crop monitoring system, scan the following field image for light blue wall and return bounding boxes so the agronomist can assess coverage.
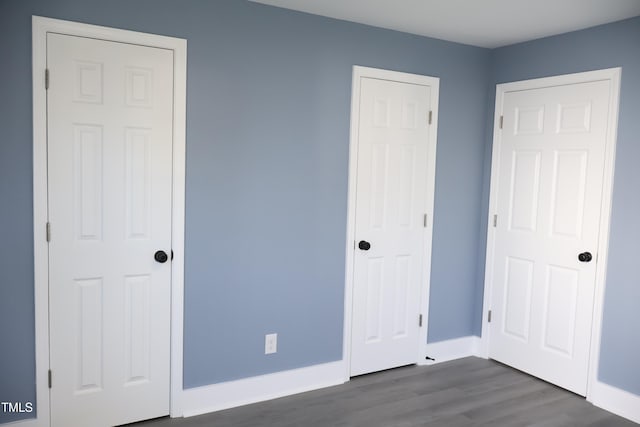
[0,0,490,422]
[4,1,636,424]
[488,17,640,395]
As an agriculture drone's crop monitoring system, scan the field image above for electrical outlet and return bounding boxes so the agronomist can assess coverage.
[265,333,277,355]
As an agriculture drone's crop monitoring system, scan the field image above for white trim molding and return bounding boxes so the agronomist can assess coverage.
[589,380,640,424]
[479,68,621,398]
[343,65,440,380]
[32,16,187,426]
[181,361,346,417]
[420,336,482,366]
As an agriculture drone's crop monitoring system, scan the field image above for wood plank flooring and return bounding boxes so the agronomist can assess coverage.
[136,357,636,427]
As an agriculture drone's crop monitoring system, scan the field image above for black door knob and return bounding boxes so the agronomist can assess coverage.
[358,240,371,251]
[578,252,593,263]
[154,250,169,263]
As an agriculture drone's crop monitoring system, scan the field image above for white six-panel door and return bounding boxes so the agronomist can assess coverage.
[350,77,433,377]
[47,33,173,426]
[489,79,612,395]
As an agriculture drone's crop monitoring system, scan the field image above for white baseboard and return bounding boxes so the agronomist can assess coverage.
[589,380,640,424]
[181,361,346,417]
[419,336,481,366]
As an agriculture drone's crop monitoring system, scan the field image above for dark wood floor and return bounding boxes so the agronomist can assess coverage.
[137,357,636,427]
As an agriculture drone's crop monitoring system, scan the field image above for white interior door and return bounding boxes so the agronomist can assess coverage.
[47,33,173,426]
[350,77,433,377]
[489,79,612,395]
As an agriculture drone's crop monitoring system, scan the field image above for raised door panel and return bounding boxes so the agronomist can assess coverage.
[125,128,152,240]
[124,275,152,385]
[73,124,104,241]
[75,278,104,393]
[508,150,541,233]
[542,266,579,357]
[549,151,588,239]
[502,257,534,342]
[391,255,412,339]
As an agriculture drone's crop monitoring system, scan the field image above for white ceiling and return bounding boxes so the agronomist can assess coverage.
[250,0,640,48]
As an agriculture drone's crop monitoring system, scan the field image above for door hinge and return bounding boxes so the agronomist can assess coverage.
[45,69,50,90]
[423,213,428,228]
[499,115,503,129]
[488,310,492,323]
[493,214,497,228]
[48,370,52,388]
[419,314,423,327]
[428,110,433,125]
[46,222,51,242]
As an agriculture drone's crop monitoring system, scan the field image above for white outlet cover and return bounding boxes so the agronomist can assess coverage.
[265,333,277,355]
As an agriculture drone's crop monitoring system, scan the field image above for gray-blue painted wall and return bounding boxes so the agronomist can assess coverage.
[0,0,490,422]
[1,0,638,423]
[489,16,640,396]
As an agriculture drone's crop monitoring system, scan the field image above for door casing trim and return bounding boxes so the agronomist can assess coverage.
[343,65,440,379]
[32,16,187,425]
[478,68,622,402]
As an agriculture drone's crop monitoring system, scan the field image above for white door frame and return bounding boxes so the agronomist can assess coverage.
[479,68,622,401]
[32,16,187,426]
[343,66,439,379]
